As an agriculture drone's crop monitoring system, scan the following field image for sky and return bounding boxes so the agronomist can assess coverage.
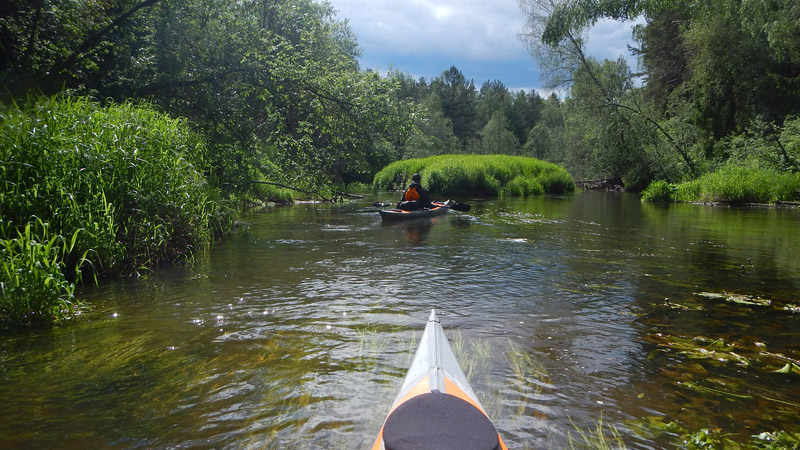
[326,0,642,93]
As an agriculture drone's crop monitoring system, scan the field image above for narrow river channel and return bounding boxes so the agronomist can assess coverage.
[2,191,799,449]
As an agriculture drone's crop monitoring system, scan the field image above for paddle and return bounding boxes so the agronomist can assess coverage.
[447,201,471,211]
[373,200,471,211]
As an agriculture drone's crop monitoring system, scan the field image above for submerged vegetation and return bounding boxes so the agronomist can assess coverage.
[372,154,575,197]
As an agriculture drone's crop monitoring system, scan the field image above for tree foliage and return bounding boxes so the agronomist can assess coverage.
[519,0,800,189]
[0,0,412,194]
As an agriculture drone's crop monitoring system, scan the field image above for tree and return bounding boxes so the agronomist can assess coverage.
[476,80,512,130]
[0,0,414,194]
[431,66,478,146]
[509,89,544,145]
[479,111,519,155]
[525,94,565,160]
[519,0,700,180]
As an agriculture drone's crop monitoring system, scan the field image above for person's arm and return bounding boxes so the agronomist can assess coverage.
[399,187,408,205]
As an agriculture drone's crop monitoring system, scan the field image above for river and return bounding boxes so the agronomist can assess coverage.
[1,191,799,449]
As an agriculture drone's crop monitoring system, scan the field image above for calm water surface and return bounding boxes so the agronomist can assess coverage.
[1,191,799,449]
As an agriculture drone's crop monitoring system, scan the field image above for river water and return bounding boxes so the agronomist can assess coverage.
[1,191,799,449]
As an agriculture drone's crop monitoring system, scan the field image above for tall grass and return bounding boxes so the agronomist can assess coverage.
[1,93,233,324]
[0,220,87,324]
[373,154,575,197]
[642,165,800,204]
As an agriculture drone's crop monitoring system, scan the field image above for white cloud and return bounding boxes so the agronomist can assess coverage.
[586,16,644,69]
[327,0,642,89]
[329,0,528,62]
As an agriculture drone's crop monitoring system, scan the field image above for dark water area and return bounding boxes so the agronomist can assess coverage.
[1,191,799,449]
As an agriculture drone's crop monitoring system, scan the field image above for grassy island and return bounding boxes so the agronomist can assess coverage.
[373,155,575,197]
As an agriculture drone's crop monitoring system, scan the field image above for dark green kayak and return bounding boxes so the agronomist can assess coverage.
[378,201,449,221]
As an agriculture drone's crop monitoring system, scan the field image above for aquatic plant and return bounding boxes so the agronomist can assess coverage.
[0,93,235,325]
[568,416,627,450]
[696,291,771,307]
[372,154,575,197]
[643,165,800,204]
[631,416,800,450]
[0,220,87,325]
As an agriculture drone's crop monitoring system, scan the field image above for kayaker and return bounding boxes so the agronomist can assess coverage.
[398,173,432,210]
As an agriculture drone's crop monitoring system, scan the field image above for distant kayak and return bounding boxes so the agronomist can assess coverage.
[371,310,508,450]
[378,201,449,221]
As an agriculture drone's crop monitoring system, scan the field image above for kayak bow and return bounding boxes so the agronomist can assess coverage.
[372,310,508,450]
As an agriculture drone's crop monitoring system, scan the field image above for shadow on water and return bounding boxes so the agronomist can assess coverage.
[1,193,799,449]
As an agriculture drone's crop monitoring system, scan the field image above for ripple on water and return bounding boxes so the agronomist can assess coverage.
[3,195,799,449]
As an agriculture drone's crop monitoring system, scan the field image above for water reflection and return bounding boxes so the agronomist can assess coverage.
[0,193,798,449]
[380,217,438,246]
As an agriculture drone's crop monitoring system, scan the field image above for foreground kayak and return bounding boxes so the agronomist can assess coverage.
[378,201,449,221]
[372,310,508,450]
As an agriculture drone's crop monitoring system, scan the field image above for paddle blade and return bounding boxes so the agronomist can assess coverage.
[449,202,471,211]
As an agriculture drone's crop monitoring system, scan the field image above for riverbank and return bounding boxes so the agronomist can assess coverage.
[641,166,800,205]
[0,95,235,326]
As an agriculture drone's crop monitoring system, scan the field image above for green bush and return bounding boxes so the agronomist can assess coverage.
[503,177,544,197]
[373,154,574,197]
[641,180,676,202]
[674,178,702,203]
[243,182,295,205]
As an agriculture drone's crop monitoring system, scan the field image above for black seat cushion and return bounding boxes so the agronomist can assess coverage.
[383,392,500,450]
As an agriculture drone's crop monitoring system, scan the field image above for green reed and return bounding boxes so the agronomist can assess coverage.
[643,165,800,204]
[0,219,87,325]
[0,93,234,324]
[372,154,575,197]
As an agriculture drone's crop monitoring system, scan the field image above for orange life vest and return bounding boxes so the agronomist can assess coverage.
[403,186,420,201]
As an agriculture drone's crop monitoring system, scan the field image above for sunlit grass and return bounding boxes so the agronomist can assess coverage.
[643,165,800,204]
[0,93,235,324]
[373,154,575,197]
[0,219,88,325]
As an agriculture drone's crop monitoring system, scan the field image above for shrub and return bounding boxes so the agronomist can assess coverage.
[641,180,676,203]
[503,177,544,197]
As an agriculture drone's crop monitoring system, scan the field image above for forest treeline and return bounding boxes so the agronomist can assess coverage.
[2,0,800,324]
[3,0,799,192]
